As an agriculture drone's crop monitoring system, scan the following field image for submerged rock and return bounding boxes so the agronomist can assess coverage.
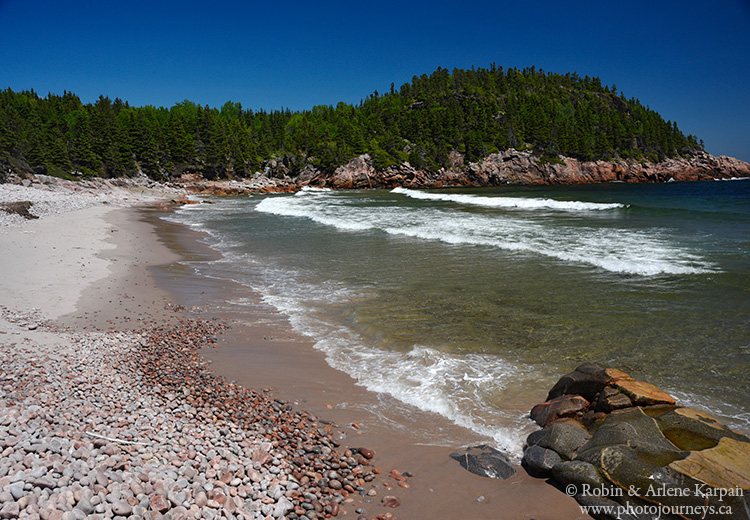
[449,444,516,480]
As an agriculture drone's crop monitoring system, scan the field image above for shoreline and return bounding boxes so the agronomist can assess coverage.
[143,206,591,519]
[0,188,589,519]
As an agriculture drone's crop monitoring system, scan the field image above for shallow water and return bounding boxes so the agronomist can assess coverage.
[167,179,750,455]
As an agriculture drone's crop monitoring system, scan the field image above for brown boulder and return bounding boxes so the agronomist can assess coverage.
[611,378,676,406]
[595,386,633,412]
[531,395,589,427]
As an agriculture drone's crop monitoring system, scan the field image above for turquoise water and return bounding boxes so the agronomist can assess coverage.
[168,179,750,454]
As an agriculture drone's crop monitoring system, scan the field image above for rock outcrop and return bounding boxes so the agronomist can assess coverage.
[312,150,750,191]
[9,149,745,196]
[449,445,516,480]
[523,362,750,520]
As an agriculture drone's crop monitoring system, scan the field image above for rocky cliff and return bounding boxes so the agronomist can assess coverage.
[312,150,750,190]
[132,150,750,195]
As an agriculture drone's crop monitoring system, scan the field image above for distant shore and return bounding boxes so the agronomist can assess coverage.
[0,176,591,519]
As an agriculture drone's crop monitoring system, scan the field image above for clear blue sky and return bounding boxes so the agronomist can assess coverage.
[1,0,749,162]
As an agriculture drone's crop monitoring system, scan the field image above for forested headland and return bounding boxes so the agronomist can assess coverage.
[1,65,705,182]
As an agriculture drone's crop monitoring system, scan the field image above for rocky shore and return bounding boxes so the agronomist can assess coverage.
[0,306,409,520]
[522,363,750,520]
[0,174,188,227]
[0,179,416,520]
[3,149,749,199]
[174,150,750,195]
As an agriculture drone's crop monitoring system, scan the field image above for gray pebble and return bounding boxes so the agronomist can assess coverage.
[75,497,94,515]
[8,486,24,500]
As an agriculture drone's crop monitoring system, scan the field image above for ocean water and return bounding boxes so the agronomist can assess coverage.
[167,179,750,455]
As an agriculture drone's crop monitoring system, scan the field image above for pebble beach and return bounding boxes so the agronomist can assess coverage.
[0,174,590,520]
[0,176,397,520]
[0,306,391,520]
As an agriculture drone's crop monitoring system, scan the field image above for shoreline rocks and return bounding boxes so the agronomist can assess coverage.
[189,149,750,194]
[3,149,749,198]
[522,362,750,520]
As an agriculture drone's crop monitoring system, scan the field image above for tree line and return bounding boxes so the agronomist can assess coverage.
[0,65,702,180]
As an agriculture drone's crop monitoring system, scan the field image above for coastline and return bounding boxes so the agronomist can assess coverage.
[143,207,590,519]
[0,190,589,518]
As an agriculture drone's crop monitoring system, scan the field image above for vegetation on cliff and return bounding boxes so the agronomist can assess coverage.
[1,65,703,180]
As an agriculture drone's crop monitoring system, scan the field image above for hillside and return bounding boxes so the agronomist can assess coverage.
[0,65,718,184]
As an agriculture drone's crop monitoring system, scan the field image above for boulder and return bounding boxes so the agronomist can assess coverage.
[545,362,628,402]
[575,407,686,467]
[530,419,591,460]
[595,386,632,412]
[449,445,516,480]
[530,394,590,427]
[522,445,561,477]
[610,378,675,406]
[0,201,37,219]
[327,154,376,189]
[551,460,607,491]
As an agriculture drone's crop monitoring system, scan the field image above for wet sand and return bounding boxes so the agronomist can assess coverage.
[133,206,591,519]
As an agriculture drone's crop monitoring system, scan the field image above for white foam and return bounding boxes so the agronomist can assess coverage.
[296,186,333,194]
[391,186,626,211]
[256,194,715,276]
[262,288,534,456]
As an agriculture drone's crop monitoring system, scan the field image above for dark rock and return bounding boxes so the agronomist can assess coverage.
[582,410,608,431]
[449,444,516,480]
[551,460,606,491]
[595,386,632,413]
[0,201,37,220]
[533,419,591,460]
[546,362,624,402]
[576,407,685,467]
[526,427,551,448]
[522,445,562,477]
[356,447,375,459]
[530,394,589,427]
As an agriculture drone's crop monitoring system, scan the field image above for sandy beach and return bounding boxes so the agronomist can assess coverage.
[0,178,590,519]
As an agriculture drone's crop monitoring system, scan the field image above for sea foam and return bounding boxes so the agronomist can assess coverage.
[391,186,626,211]
[256,193,714,276]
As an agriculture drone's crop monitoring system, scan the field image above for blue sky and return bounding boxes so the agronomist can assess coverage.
[1,0,749,162]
